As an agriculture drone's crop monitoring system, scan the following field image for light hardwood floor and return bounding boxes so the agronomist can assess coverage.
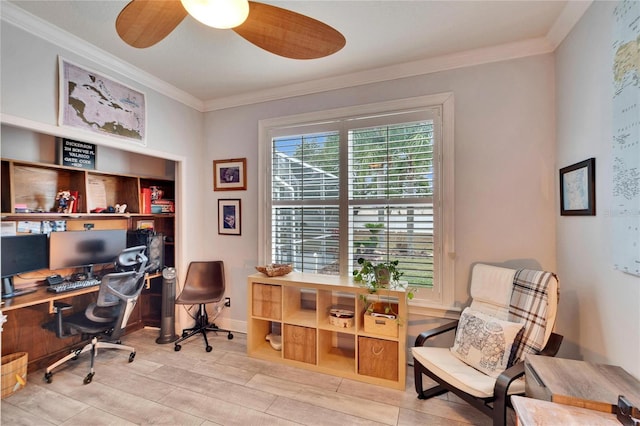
[1,328,511,425]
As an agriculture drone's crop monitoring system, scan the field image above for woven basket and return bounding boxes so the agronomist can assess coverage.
[255,264,293,277]
[1,352,28,398]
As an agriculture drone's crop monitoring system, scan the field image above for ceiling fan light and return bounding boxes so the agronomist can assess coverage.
[181,0,249,29]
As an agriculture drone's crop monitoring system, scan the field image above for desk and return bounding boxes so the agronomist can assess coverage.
[0,277,155,372]
[1,285,101,314]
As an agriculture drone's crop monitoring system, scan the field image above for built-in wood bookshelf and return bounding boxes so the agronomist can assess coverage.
[1,157,176,328]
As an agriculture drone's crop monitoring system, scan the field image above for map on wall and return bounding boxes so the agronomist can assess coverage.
[612,0,640,276]
[59,58,146,144]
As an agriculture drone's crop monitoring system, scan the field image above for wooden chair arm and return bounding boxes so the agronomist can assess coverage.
[493,361,526,426]
[492,333,564,426]
[414,319,459,346]
[539,332,563,357]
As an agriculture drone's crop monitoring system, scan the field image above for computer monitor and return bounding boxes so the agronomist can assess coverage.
[1,233,49,298]
[49,229,127,279]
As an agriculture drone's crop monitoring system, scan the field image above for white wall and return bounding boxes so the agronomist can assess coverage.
[556,2,640,378]
[0,20,206,318]
[205,54,558,329]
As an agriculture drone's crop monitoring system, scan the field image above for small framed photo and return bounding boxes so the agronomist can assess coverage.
[218,199,241,235]
[213,158,246,191]
[559,158,596,216]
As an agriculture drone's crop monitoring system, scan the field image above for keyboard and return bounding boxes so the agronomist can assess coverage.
[47,278,101,293]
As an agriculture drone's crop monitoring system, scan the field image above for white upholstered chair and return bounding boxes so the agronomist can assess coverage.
[412,263,562,426]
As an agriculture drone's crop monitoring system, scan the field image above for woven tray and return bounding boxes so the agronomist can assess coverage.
[255,264,293,277]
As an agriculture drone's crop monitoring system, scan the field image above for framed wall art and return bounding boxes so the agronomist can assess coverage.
[559,158,596,216]
[218,199,241,235]
[58,57,146,144]
[213,158,246,191]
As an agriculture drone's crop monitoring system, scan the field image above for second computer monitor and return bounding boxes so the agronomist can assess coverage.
[49,229,127,277]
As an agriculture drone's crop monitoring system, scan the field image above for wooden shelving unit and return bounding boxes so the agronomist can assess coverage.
[0,157,176,329]
[247,272,407,390]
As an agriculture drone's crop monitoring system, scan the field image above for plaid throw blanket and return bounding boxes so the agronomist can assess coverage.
[508,269,555,363]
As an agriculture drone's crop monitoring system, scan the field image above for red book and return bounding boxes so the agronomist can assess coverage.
[70,191,79,213]
[141,188,152,214]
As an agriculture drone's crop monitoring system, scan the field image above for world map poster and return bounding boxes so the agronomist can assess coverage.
[59,58,146,144]
[612,0,640,276]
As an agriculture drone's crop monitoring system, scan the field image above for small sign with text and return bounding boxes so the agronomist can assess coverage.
[58,139,96,169]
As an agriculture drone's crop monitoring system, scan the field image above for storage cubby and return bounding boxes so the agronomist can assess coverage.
[283,286,316,327]
[9,161,87,213]
[247,272,407,389]
[247,319,282,361]
[87,172,139,213]
[318,330,355,373]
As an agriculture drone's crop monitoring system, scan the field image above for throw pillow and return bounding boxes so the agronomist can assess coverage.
[450,307,524,378]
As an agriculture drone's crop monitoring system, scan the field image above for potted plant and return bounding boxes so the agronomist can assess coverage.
[353,257,416,316]
[353,257,403,292]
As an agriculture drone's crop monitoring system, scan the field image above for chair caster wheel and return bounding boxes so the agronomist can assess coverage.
[174,344,181,351]
[227,333,234,340]
[44,372,52,383]
[206,345,212,352]
[84,372,94,384]
[129,352,136,362]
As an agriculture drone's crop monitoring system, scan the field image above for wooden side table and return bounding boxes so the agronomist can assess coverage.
[524,354,640,415]
[512,395,619,426]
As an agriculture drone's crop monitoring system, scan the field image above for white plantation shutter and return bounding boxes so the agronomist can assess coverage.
[348,120,435,287]
[262,95,454,306]
[272,132,340,273]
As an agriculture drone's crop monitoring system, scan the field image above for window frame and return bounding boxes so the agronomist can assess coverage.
[259,93,455,311]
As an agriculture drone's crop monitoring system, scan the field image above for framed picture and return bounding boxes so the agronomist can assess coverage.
[559,158,596,216]
[218,199,241,235]
[213,158,247,191]
[58,57,146,145]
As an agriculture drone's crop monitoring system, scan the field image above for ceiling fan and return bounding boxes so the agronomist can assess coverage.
[115,0,346,60]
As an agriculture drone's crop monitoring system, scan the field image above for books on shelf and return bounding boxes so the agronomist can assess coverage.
[151,199,174,213]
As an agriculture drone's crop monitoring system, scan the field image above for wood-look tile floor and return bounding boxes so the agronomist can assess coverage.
[1,328,513,425]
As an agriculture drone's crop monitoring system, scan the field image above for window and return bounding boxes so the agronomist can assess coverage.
[259,94,454,309]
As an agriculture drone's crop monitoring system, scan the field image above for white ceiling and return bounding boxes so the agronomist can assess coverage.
[3,1,589,111]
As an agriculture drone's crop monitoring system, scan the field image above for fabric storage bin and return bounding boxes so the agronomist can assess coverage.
[358,337,398,381]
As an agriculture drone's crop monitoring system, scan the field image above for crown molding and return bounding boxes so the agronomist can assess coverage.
[3,1,586,114]
[546,1,593,49]
[1,2,205,112]
[204,36,555,111]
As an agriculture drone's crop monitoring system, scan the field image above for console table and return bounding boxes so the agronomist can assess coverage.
[247,272,408,389]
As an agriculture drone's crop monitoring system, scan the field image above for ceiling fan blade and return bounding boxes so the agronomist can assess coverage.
[116,0,188,48]
[233,2,346,60]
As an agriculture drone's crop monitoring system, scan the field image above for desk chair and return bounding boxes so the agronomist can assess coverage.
[173,261,233,352]
[43,246,148,385]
